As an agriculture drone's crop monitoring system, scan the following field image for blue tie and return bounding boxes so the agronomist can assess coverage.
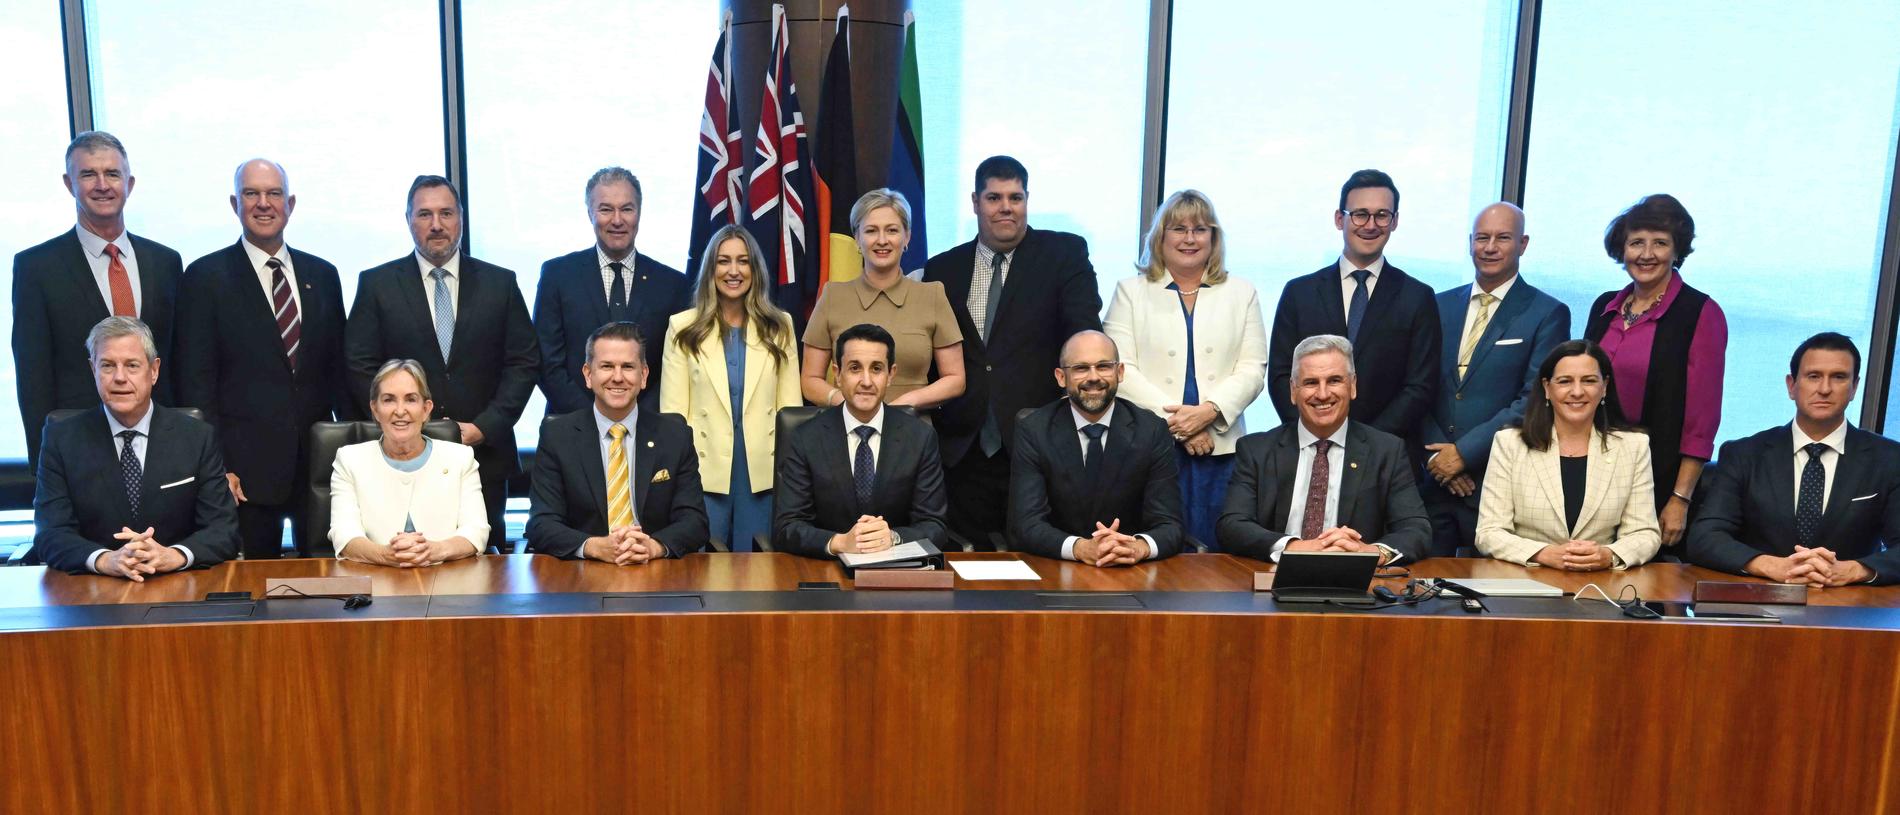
[118,429,143,526]
[1346,269,1371,342]
[853,425,877,510]
[1796,442,1828,548]
[430,267,454,363]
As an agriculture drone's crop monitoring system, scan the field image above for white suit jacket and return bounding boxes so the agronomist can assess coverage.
[1102,273,1268,456]
[1476,427,1661,568]
[328,439,489,557]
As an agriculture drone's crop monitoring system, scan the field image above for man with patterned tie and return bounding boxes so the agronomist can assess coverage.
[1266,170,1439,449]
[13,131,182,468]
[1688,333,1899,585]
[345,175,539,552]
[526,321,707,562]
[772,323,949,558]
[31,317,238,576]
[175,159,354,559]
[1218,334,1430,565]
[534,167,691,416]
[1007,330,1184,565]
[1417,203,1570,556]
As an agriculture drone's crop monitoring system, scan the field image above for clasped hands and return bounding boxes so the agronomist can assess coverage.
[1075,518,1149,567]
[1285,527,1389,563]
[95,527,184,581]
[828,515,895,555]
[1163,403,1218,456]
[1422,443,1476,498]
[583,524,667,565]
[1531,540,1613,572]
[1754,545,1871,587]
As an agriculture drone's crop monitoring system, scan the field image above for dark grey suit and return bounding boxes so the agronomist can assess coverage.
[772,406,948,559]
[1217,420,1432,564]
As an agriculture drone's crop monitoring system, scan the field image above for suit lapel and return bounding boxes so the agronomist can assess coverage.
[938,242,975,323]
[987,231,1036,349]
[1314,266,1349,335]
[632,410,659,520]
[1439,291,1466,382]
[700,329,736,421]
[738,329,770,415]
[1819,428,1868,534]
[1337,424,1367,525]
[229,243,293,374]
[1092,403,1138,520]
[447,257,482,366]
[129,234,163,322]
[88,410,137,525]
[63,232,112,319]
[1762,429,1797,537]
[1460,281,1534,384]
[1573,430,1614,536]
[395,257,436,351]
[575,415,609,522]
[1528,440,1568,535]
[1269,429,1301,527]
[1357,264,1405,336]
[817,410,858,516]
[1047,403,1088,515]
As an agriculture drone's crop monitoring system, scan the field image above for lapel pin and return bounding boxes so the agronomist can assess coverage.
[646,440,654,448]
[1350,462,1359,469]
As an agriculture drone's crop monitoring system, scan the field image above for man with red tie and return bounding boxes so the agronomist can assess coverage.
[12,131,181,468]
[175,159,354,558]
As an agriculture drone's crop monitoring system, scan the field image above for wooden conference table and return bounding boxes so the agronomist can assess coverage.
[0,553,1895,813]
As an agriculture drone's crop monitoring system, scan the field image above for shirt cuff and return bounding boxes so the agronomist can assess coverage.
[1373,543,1399,565]
[1060,536,1080,561]
[1269,536,1293,563]
[86,548,109,574]
[174,545,194,569]
[1138,534,1159,560]
[1609,551,1627,570]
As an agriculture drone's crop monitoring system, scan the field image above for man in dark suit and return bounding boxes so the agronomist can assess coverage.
[1009,330,1184,564]
[924,155,1103,547]
[527,322,707,562]
[175,159,353,559]
[1268,169,1439,446]
[1418,203,1570,556]
[345,175,538,551]
[534,167,691,415]
[33,317,238,577]
[13,131,181,467]
[1687,333,1899,585]
[773,323,948,558]
[1220,334,1430,565]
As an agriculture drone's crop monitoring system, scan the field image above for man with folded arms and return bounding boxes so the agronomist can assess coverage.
[1219,334,1430,565]
[1687,333,1898,585]
[1008,330,1183,565]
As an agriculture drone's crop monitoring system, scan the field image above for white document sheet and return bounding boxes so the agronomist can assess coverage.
[949,560,1043,581]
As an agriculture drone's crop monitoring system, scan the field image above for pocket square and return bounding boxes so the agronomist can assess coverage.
[1852,493,1877,502]
[1493,338,1524,346]
[159,476,195,490]
[651,469,671,484]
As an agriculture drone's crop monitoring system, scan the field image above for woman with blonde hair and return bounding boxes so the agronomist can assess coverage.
[661,225,800,550]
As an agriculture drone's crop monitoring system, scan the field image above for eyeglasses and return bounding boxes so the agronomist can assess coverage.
[1064,362,1119,376]
[1343,209,1396,227]
[1166,224,1215,238]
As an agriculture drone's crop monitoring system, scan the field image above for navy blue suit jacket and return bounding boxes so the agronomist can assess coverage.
[772,406,949,558]
[1007,398,1185,559]
[1216,420,1432,565]
[1268,262,1439,442]
[525,407,709,559]
[32,405,239,573]
[1419,277,1570,505]
[533,249,690,416]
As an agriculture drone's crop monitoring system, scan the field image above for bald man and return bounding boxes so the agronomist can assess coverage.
[174,158,354,558]
[1417,203,1571,556]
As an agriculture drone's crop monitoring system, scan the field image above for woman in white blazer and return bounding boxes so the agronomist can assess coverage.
[1477,340,1661,570]
[330,360,488,565]
[1103,190,1268,547]
[661,225,801,550]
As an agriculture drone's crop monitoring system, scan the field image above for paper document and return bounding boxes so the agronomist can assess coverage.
[949,560,1042,581]
[1438,578,1564,597]
[839,542,932,568]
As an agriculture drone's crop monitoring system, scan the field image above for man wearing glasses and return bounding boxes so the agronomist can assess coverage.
[1267,169,1440,453]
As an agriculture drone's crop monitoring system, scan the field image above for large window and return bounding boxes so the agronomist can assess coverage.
[1523,0,1900,443]
[462,0,712,449]
[1163,0,1520,432]
[0,5,78,461]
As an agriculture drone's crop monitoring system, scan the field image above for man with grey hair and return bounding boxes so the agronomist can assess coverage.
[32,317,238,576]
[13,131,182,467]
[175,158,354,558]
[534,166,690,415]
[1218,334,1430,564]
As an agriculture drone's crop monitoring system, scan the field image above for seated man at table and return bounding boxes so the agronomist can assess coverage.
[526,322,708,563]
[1687,332,1899,585]
[1217,334,1430,565]
[773,323,948,558]
[33,317,239,578]
[1008,330,1183,565]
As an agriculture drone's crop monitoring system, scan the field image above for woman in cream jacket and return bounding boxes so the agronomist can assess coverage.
[330,360,488,565]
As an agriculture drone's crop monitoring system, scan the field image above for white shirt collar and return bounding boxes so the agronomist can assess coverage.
[844,404,886,437]
[105,402,155,439]
[1070,399,1116,431]
[242,238,292,273]
[1337,256,1387,279]
[1296,418,1350,450]
[415,251,462,278]
[1471,273,1518,302]
[594,404,639,439]
[1792,420,1849,457]
[597,246,640,271]
[74,224,132,260]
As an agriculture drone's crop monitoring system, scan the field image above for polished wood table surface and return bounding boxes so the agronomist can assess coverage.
[1,553,1896,814]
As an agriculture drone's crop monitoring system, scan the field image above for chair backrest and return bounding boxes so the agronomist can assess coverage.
[304,420,460,558]
[761,405,919,552]
[45,406,206,429]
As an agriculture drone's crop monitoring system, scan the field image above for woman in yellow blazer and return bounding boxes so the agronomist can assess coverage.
[1476,340,1661,570]
[661,225,801,550]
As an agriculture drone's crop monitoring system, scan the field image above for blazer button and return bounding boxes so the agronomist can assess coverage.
[985,365,992,372]
[1455,393,1463,400]
[1164,377,1173,384]
[1168,350,1176,357]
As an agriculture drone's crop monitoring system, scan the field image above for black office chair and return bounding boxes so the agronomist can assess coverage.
[1006,405,1208,554]
[304,420,460,558]
[533,413,730,554]
[46,406,206,427]
[754,405,968,553]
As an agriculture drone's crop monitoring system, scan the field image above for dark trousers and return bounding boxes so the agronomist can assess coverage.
[479,468,508,553]
[1423,487,1478,559]
[238,500,305,559]
[945,446,1011,550]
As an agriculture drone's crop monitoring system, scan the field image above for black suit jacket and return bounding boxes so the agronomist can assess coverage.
[1216,420,1432,564]
[525,407,709,559]
[174,242,353,505]
[1687,425,1900,584]
[1007,397,1185,559]
[32,405,239,573]
[533,249,690,415]
[12,229,181,465]
[345,254,539,477]
[1268,263,1439,441]
[772,406,949,558]
[923,228,1102,467]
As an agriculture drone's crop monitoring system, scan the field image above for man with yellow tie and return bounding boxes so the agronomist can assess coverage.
[1417,202,1570,556]
[525,322,708,563]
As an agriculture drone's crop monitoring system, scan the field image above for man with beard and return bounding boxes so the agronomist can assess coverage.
[1007,330,1183,565]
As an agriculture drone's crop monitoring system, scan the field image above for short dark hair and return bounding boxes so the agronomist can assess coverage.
[584,321,647,367]
[407,174,463,215]
[973,155,1028,193]
[1790,332,1861,380]
[834,323,896,367]
[1338,169,1398,213]
[1603,194,1695,268]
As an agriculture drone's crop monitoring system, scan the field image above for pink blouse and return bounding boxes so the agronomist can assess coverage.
[1595,274,1727,460]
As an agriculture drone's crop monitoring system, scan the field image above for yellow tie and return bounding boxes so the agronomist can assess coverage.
[607,423,634,529]
[1457,292,1498,379]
